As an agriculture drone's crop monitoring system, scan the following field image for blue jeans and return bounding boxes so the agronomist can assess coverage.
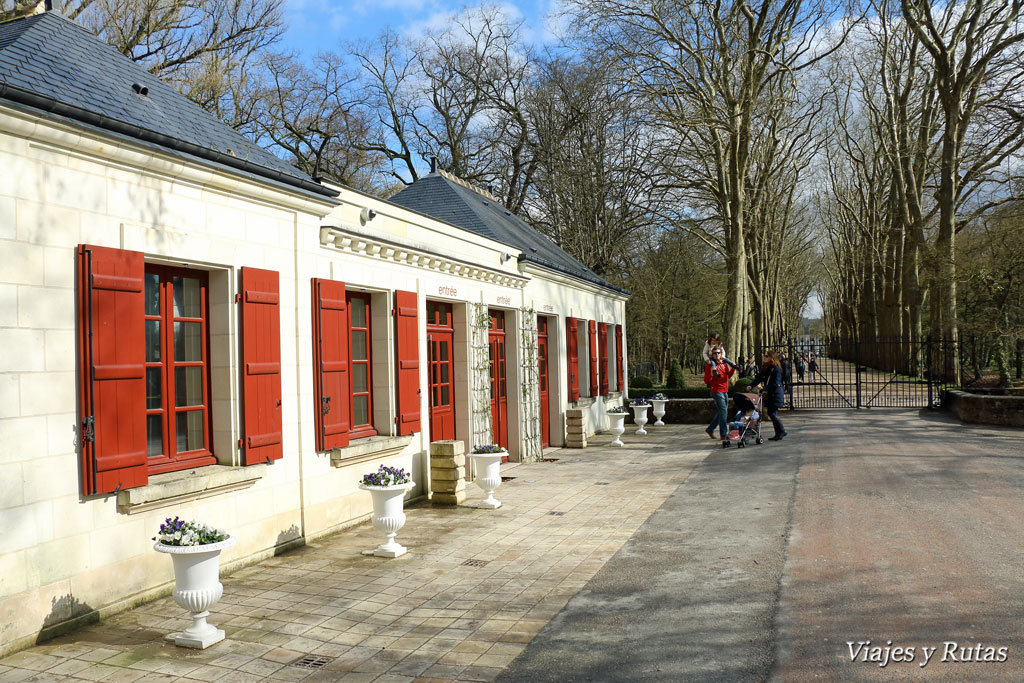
[708,392,728,436]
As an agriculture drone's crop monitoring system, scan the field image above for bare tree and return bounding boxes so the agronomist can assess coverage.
[526,56,662,279]
[568,0,854,360]
[901,0,1024,349]
[252,52,388,193]
[67,0,284,93]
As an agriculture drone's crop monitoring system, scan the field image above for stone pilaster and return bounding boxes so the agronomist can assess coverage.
[565,408,587,448]
[430,440,467,505]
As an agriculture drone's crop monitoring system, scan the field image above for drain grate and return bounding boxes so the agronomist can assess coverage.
[501,476,516,482]
[462,559,490,567]
[541,458,560,462]
[293,655,333,670]
[595,482,610,485]
[547,511,566,516]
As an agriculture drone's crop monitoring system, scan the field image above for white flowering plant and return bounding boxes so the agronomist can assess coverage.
[607,405,628,414]
[153,516,228,546]
[472,444,505,454]
[629,397,651,407]
[652,392,668,401]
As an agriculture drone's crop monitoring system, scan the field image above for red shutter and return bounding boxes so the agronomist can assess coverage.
[598,323,609,396]
[77,245,148,495]
[566,317,579,402]
[588,320,599,397]
[615,324,624,391]
[312,279,350,451]
[394,290,420,435]
[241,267,282,464]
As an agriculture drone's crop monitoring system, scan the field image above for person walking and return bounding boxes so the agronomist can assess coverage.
[807,352,818,380]
[704,345,736,447]
[750,350,788,441]
[795,355,805,382]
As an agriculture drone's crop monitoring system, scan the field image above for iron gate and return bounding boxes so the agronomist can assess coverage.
[755,337,958,409]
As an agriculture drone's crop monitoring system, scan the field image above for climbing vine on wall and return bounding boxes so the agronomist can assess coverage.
[518,307,542,463]
[470,303,493,446]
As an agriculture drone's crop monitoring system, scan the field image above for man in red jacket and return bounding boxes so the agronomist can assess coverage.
[704,346,736,447]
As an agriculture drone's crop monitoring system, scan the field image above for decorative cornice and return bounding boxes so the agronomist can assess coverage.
[319,225,529,289]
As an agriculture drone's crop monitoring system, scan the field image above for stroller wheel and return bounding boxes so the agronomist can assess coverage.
[756,437,764,445]
[737,441,745,448]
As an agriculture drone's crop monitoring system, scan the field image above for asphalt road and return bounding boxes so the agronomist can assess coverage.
[497,410,1024,683]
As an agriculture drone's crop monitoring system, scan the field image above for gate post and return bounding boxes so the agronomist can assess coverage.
[787,337,795,410]
[855,339,863,408]
[926,335,934,408]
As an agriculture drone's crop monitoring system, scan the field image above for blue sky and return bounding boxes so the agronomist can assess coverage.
[279,0,562,57]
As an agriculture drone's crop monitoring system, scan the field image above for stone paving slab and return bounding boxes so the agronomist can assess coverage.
[773,410,1024,682]
[0,425,708,683]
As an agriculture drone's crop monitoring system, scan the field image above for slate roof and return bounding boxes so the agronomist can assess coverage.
[389,173,628,296]
[0,11,336,200]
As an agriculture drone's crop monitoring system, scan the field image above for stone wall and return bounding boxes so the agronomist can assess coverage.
[944,390,1024,427]
[625,399,735,425]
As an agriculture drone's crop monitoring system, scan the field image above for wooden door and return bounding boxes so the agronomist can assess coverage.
[427,301,455,441]
[488,309,508,449]
[537,315,550,447]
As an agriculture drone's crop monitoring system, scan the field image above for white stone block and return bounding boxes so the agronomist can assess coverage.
[79,211,121,247]
[0,416,47,464]
[44,246,75,288]
[0,374,19,419]
[0,240,46,286]
[45,330,76,372]
[0,283,16,326]
[23,454,77,504]
[26,535,91,585]
[34,498,53,544]
[16,200,81,247]
[0,461,24,507]
[0,196,14,240]
[20,371,75,416]
[19,286,75,330]
[0,549,27,599]
[43,165,107,214]
[49,494,96,540]
[0,329,45,372]
[0,504,37,553]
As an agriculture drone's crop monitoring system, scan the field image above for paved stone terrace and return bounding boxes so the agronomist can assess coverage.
[0,425,708,683]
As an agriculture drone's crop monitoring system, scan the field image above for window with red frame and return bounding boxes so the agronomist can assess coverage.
[348,292,377,439]
[144,265,216,474]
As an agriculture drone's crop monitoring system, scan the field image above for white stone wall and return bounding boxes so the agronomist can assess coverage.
[0,104,628,656]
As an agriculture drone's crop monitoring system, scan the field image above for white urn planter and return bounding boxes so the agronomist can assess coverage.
[468,450,505,508]
[651,399,668,426]
[154,536,236,649]
[608,412,627,446]
[360,482,416,558]
[632,404,650,435]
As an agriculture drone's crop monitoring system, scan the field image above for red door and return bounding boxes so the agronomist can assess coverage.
[488,310,508,450]
[537,316,550,448]
[427,301,455,441]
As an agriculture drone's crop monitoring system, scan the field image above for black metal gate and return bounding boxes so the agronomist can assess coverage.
[756,337,958,409]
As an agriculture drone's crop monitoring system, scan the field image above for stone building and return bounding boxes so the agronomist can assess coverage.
[0,9,628,655]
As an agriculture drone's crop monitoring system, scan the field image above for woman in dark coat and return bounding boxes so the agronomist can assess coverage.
[749,350,788,441]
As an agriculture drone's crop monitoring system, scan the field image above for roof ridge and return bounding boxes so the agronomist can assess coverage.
[435,168,501,204]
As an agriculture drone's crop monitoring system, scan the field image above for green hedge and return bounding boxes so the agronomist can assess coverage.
[629,384,754,399]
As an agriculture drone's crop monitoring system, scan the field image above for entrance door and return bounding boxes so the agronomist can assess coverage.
[427,301,455,441]
[537,315,550,447]
[488,310,508,449]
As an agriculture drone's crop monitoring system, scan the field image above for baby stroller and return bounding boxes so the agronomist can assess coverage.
[729,392,765,447]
